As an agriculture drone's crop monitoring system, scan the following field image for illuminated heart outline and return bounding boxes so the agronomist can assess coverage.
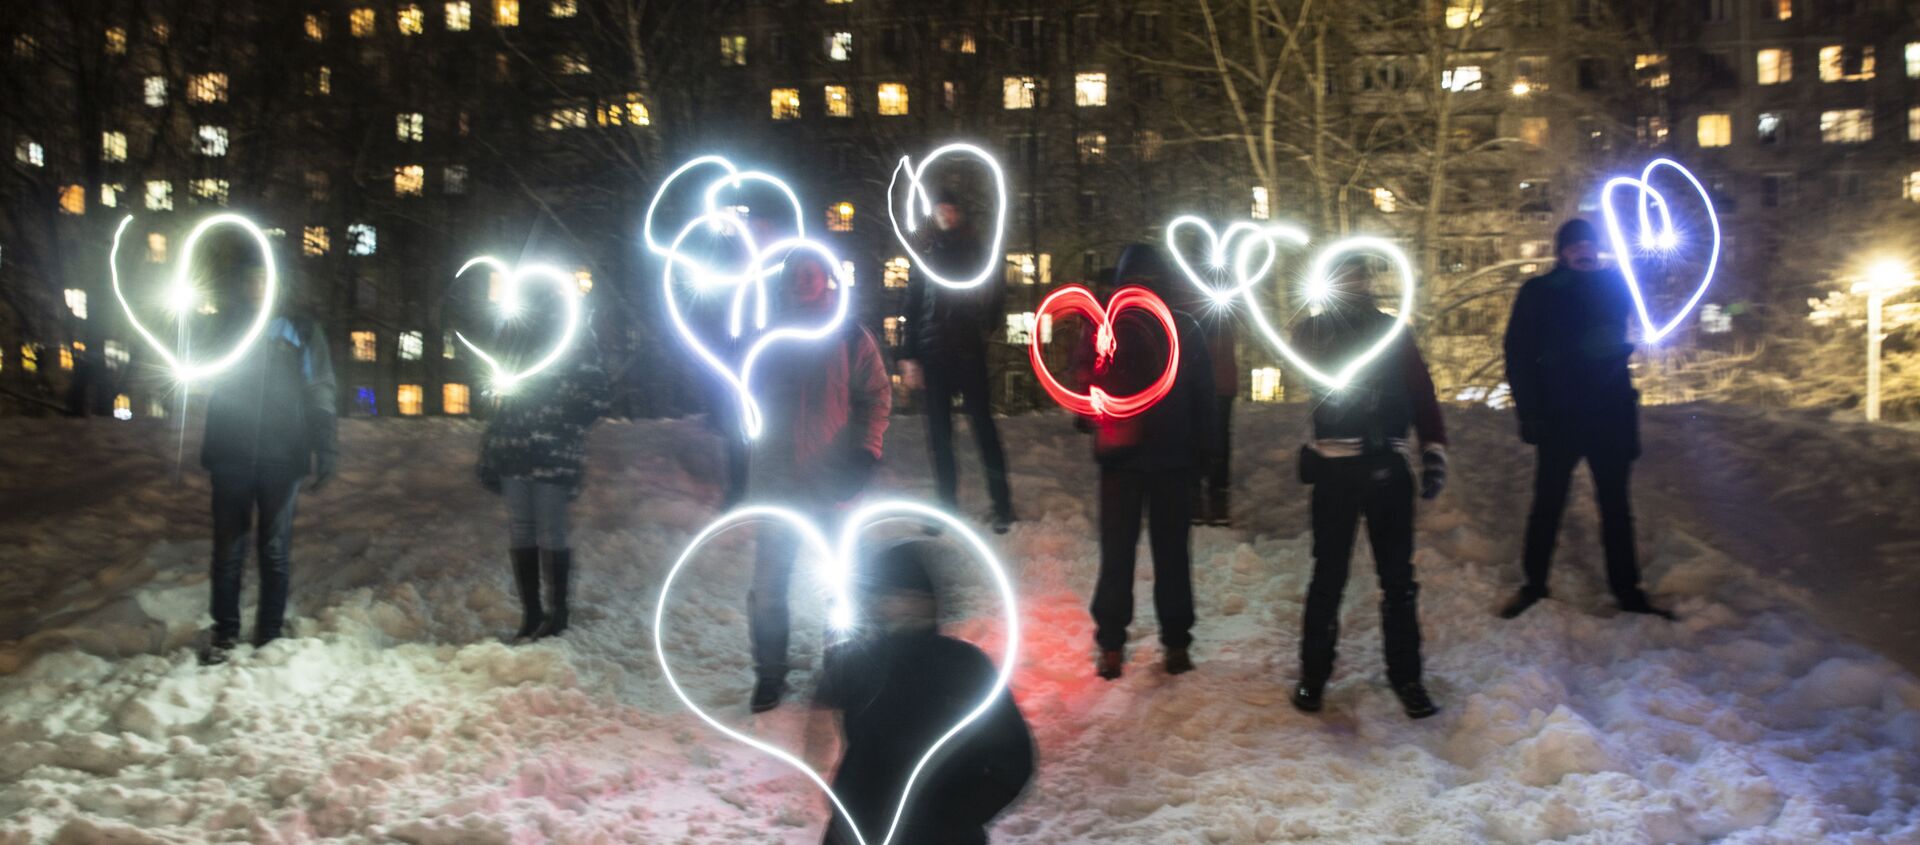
[644,154,807,289]
[1599,157,1721,343]
[1239,236,1418,390]
[653,500,1020,845]
[1164,217,1308,305]
[108,214,278,383]
[450,256,584,394]
[1029,284,1181,418]
[887,143,1009,290]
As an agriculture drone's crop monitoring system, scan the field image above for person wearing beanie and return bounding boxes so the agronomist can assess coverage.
[816,540,1034,845]
[1500,217,1672,621]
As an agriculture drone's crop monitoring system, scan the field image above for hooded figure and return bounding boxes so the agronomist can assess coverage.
[1500,218,1671,621]
[1083,243,1216,680]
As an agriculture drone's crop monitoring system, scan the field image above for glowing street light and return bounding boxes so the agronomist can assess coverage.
[1851,259,1918,422]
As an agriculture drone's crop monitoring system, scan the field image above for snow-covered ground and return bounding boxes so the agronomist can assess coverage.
[1,403,1916,844]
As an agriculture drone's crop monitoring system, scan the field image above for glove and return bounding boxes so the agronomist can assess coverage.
[309,452,338,493]
[1518,418,1542,446]
[1420,447,1447,500]
[834,449,880,503]
[898,359,925,391]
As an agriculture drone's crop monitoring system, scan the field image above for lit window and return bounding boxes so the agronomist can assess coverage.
[303,226,330,256]
[143,76,166,106]
[721,34,747,66]
[351,331,378,361]
[495,0,519,26]
[147,233,167,262]
[1003,75,1040,109]
[1820,109,1872,143]
[544,104,590,130]
[1819,45,1875,82]
[19,345,37,373]
[574,268,593,295]
[1074,72,1108,107]
[348,223,378,256]
[398,5,425,34]
[105,341,128,369]
[305,13,326,40]
[307,66,332,96]
[883,257,910,288]
[1444,0,1483,29]
[1757,112,1786,145]
[1076,131,1107,163]
[1442,65,1484,92]
[1774,0,1791,20]
[1909,106,1919,142]
[771,88,801,120]
[598,93,649,126]
[188,72,228,103]
[446,165,469,194]
[100,183,123,207]
[399,331,424,360]
[1756,48,1791,85]
[444,383,471,414]
[1251,367,1283,402]
[877,82,908,115]
[59,347,73,371]
[446,1,471,30]
[1005,252,1051,285]
[145,180,172,210]
[397,385,424,415]
[65,289,88,319]
[825,85,852,117]
[1512,55,1548,94]
[828,31,852,61]
[443,332,458,359]
[1251,186,1270,220]
[1372,187,1398,213]
[56,185,84,215]
[1521,116,1550,147]
[1637,115,1669,146]
[1634,53,1669,88]
[397,112,425,142]
[190,178,229,204]
[828,201,854,232]
[550,0,576,18]
[1004,313,1040,345]
[883,316,902,346]
[556,50,590,75]
[196,125,229,156]
[105,26,127,55]
[394,165,425,197]
[1697,113,1732,148]
[942,27,977,54]
[102,131,127,162]
[1905,172,1920,203]
[839,260,856,287]
[113,394,132,420]
[350,7,376,36]
[15,140,42,167]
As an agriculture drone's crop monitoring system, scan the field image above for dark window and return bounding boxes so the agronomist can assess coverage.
[1699,52,1737,88]
[1131,12,1160,42]
[1577,58,1606,90]
[1073,13,1099,53]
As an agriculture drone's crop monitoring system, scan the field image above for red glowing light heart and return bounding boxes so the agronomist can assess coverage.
[1028,284,1180,419]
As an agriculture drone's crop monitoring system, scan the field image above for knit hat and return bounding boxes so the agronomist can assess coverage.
[1555,218,1598,255]
[859,539,938,597]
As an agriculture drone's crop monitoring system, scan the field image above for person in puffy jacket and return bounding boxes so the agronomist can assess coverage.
[477,328,612,643]
[747,249,892,712]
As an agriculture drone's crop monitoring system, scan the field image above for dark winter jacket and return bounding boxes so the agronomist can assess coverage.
[476,348,612,495]
[818,630,1034,845]
[1503,263,1639,449]
[200,316,338,476]
[900,225,1006,364]
[1296,307,1447,454]
[1086,244,1218,472]
[747,323,892,500]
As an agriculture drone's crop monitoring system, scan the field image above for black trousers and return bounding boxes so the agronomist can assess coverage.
[1520,439,1642,601]
[1199,396,1234,509]
[749,502,833,682]
[210,467,304,642]
[1301,455,1422,685]
[923,354,1013,519]
[1092,468,1195,651]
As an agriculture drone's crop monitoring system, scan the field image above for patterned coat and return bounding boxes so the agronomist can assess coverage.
[477,352,612,496]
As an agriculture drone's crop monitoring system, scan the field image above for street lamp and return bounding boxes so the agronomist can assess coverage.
[1851,259,1918,422]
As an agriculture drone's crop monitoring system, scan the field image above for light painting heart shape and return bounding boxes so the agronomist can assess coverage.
[1240,236,1418,390]
[1029,284,1180,418]
[109,214,279,383]
[653,500,1020,845]
[888,143,1009,290]
[1164,217,1309,305]
[451,256,583,394]
[1599,157,1721,343]
[645,155,808,289]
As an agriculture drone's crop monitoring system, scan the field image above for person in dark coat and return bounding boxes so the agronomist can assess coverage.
[897,193,1016,533]
[1500,218,1671,621]
[817,539,1034,845]
[1182,282,1241,526]
[477,328,612,642]
[1084,243,1216,680]
[1287,263,1448,719]
[198,270,338,665]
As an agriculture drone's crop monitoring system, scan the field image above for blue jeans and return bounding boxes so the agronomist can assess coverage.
[502,477,571,550]
[210,467,304,642]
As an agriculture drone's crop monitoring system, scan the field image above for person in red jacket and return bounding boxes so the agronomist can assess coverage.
[746,249,892,712]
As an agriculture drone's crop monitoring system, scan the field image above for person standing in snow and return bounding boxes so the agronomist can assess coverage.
[198,268,338,666]
[816,539,1034,845]
[1287,262,1447,719]
[896,193,1017,534]
[1186,280,1240,527]
[1084,243,1216,681]
[746,250,892,712]
[1499,218,1671,621]
[477,328,612,643]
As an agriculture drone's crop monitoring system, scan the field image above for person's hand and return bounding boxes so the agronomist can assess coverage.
[898,360,924,391]
[835,450,880,502]
[309,452,338,493]
[1518,419,1542,446]
[1420,448,1448,500]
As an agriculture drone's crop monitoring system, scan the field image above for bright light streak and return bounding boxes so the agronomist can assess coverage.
[1599,157,1720,343]
[1030,284,1180,418]
[452,256,583,394]
[1165,217,1309,305]
[653,500,1019,845]
[1238,236,1418,390]
[644,154,806,288]
[109,213,278,383]
[887,143,1009,289]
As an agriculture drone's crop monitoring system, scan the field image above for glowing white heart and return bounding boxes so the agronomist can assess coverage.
[1239,236,1418,390]
[653,500,1020,845]
[109,214,278,382]
[1599,158,1721,343]
[452,257,583,394]
[1164,217,1308,305]
[887,143,1009,290]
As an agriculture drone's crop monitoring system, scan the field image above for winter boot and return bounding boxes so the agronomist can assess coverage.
[534,549,572,638]
[1393,680,1439,720]
[1291,677,1326,713]
[1207,489,1232,527]
[1096,650,1125,680]
[198,632,238,667]
[1617,593,1675,620]
[991,508,1018,536]
[508,547,544,643]
[1498,588,1547,620]
[750,676,787,713]
[1164,647,1194,675]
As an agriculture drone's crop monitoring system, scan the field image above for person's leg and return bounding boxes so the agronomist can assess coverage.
[958,355,1014,521]
[1365,459,1422,686]
[208,471,254,646]
[922,362,961,510]
[749,518,800,683]
[1145,468,1196,651]
[534,481,574,636]
[501,478,544,639]
[1208,397,1234,523]
[1519,441,1582,598]
[1301,462,1363,686]
[1588,448,1646,604]
[250,467,302,645]
[1092,469,1146,654]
